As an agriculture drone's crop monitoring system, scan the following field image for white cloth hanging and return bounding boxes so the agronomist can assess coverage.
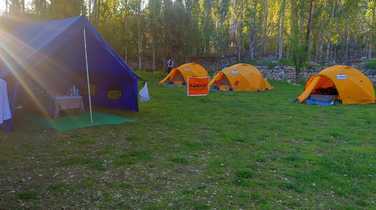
[139,82,150,102]
[0,78,12,124]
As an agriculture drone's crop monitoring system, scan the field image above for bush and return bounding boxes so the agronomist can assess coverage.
[242,59,275,68]
[278,58,295,66]
[366,59,376,70]
[246,59,258,65]
[243,59,297,69]
[256,59,278,69]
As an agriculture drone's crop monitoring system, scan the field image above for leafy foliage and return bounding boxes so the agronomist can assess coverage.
[1,0,375,68]
[366,59,376,70]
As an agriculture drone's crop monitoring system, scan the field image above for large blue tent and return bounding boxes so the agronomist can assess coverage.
[0,16,139,114]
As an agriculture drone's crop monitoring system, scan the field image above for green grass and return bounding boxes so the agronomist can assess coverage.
[1,71,376,208]
[366,59,376,70]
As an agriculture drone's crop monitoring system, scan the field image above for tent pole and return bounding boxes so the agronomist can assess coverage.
[83,27,94,124]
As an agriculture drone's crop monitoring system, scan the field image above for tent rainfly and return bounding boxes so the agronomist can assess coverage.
[209,63,272,92]
[160,63,208,85]
[297,65,375,104]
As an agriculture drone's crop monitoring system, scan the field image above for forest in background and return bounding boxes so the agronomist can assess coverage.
[1,0,376,71]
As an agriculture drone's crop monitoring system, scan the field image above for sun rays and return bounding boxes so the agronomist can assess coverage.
[0,21,76,118]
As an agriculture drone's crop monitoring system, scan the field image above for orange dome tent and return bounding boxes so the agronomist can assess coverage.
[297,65,375,104]
[160,63,208,85]
[209,63,272,91]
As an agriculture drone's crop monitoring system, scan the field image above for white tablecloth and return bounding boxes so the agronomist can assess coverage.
[0,78,11,124]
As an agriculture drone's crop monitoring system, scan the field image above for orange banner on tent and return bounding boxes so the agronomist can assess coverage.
[187,77,209,96]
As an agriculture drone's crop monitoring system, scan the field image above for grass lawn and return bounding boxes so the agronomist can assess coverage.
[1,71,376,209]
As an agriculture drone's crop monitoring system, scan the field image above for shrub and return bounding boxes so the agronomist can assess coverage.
[278,58,295,66]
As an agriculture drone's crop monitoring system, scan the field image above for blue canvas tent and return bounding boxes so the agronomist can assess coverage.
[0,16,139,116]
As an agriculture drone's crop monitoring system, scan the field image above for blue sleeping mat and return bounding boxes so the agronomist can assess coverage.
[305,94,337,106]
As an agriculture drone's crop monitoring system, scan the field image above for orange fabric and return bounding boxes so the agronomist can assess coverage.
[208,72,227,87]
[314,76,335,90]
[160,63,208,84]
[298,65,375,104]
[297,76,321,103]
[209,63,272,92]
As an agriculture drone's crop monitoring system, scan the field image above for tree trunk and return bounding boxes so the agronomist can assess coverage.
[290,0,301,82]
[237,21,242,62]
[345,24,350,62]
[248,1,257,60]
[137,14,143,70]
[248,29,256,59]
[98,0,101,23]
[88,0,91,19]
[277,0,286,60]
[152,41,156,71]
[315,11,324,62]
[93,0,101,25]
[370,4,376,59]
[306,0,314,61]
[92,0,97,23]
[262,0,268,56]
[316,33,323,62]
[326,42,331,62]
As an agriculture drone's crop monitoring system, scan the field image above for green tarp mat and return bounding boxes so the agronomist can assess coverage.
[37,112,134,132]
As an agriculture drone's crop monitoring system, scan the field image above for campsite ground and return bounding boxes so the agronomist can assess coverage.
[1,71,376,209]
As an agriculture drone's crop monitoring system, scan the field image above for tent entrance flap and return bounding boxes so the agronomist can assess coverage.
[298,75,338,103]
[297,76,321,103]
[172,72,185,85]
[214,74,231,91]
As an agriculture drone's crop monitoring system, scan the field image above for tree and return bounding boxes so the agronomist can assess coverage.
[247,0,259,60]
[148,0,162,70]
[185,0,202,57]
[3,0,375,70]
[277,0,286,59]
[305,0,314,60]
[232,0,245,61]
[128,0,144,70]
[289,0,307,81]
[262,0,268,55]
[367,0,376,58]
[32,0,48,17]
[214,0,230,56]
[49,0,84,18]
[201,0,214,54]
[8,0,25,15]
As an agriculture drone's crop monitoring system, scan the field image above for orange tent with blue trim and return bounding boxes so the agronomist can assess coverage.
[209,63,272,92]
[297,65,375,104]
[160,63,208,85]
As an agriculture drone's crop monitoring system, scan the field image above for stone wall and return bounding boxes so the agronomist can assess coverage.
[257,65,376,83]
[256,65,298,82]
